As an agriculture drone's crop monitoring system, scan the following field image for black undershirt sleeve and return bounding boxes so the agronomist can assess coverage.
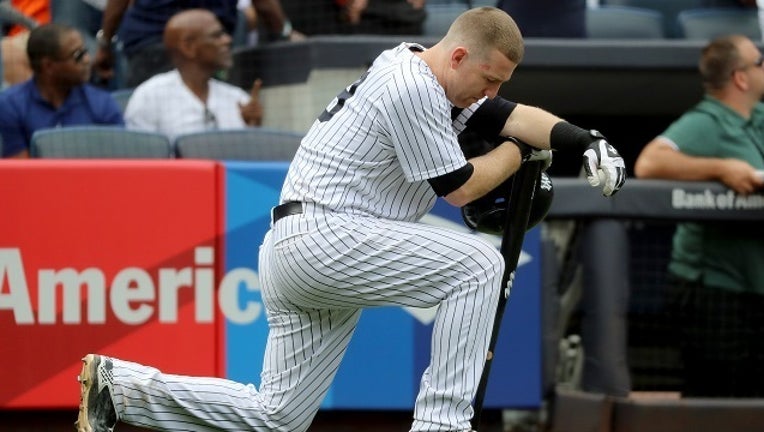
[427,162,475,197]
[430,98,516,197]
[463,97,517,140]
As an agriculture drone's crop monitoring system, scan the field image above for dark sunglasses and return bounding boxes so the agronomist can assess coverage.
[738,55,764,71]
[58,46,88,63]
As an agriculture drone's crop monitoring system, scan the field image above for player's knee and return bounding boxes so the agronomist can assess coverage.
[465,242,505,293]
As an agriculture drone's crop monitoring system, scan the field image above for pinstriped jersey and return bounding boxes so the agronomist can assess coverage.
[281,42,513,222]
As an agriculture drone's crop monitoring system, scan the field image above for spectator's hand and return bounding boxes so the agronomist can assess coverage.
[239,78,264,126]
[407,0,425,9]
[92,46,115,82]
[289,29,306,42]
[719,159,764,195]
[583,139,626,196]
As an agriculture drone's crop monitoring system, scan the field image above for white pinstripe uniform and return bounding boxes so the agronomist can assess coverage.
[106,43,512,432]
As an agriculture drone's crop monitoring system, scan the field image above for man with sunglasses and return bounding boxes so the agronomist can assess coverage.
[635,34,764,397]
[0,23,124,158]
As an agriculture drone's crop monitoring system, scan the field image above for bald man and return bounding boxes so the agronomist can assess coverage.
[123,8,263,142]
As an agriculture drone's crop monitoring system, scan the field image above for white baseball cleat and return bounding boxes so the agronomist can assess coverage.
[75,354,117,432]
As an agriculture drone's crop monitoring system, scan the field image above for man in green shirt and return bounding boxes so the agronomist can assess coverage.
[635,34,764,397]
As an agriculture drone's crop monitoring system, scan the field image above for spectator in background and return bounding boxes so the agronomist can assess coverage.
[280,0,342,35]
[1,0,48,86]
[124,9,263,142]
[497,0,586,38]
[634,34,764,397]
[1,28,32,86]
[236,0,260,47]
[2,0,48,36]
[281,0,425,36]
[341,0,426,35]
[0,22,123,158]
[93,0,302,88]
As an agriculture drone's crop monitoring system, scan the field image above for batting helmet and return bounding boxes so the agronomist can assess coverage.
[461,170,554,235]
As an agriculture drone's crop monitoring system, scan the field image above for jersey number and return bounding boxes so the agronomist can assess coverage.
[319,70,370,122]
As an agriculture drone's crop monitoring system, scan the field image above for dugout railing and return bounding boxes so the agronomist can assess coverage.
[540,178,764,431]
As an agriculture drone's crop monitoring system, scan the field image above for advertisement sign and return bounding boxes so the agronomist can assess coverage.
[0,160,223,408]
[0,160,541,410]
[221,163,542,409]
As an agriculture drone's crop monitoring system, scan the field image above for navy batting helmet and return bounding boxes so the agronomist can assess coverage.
[461,170,554,235]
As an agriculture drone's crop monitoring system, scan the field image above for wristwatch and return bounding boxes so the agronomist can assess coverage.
[280,20,292,39]
[96,29,116,49]
[269,19,292,41]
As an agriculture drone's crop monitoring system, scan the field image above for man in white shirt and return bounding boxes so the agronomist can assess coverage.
[124,8,263,142]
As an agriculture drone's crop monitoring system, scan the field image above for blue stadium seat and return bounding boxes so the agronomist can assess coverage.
[174,128,304,161]
[677,7,762,40]
[30,126,173,158]
[601,0,744,38]
[587,6,666,39]
[423,3,469,37]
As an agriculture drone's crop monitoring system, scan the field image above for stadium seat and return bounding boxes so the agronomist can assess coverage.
[677,7,762,40]
[470,0,497,7]
[423,3,469,37]
[30,126,173,158]
[110,88,134,113]
[587,6,666,39]
[601,0,718,38]
[174,128,304,161]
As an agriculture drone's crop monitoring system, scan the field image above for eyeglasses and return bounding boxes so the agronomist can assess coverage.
[58,46,88,63]
[737,55,764,71]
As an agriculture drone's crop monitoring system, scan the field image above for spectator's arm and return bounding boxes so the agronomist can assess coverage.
[93,0,131,80]
[99,0,131,43]
[250,0,304,41]
[635,137,764,195]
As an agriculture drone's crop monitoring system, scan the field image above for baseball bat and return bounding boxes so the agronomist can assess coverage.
[471,159,543,431]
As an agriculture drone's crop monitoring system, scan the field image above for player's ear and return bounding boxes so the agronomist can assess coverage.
[450,47,468,69]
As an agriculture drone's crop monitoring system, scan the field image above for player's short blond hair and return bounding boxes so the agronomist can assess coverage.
[443,7,524,64]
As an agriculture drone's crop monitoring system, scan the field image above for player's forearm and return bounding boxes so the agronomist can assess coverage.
[501,104,561,150]
[444,140,522,207]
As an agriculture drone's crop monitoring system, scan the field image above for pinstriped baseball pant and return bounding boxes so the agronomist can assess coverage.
[109,207,504,432]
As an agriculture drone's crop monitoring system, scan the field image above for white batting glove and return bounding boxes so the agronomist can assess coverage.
[582,138,626,196]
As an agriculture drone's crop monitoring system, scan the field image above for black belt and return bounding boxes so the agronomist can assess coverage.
[272,201,303,223]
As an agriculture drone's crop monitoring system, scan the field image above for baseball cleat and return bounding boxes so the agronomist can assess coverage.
[75,354,117,432]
